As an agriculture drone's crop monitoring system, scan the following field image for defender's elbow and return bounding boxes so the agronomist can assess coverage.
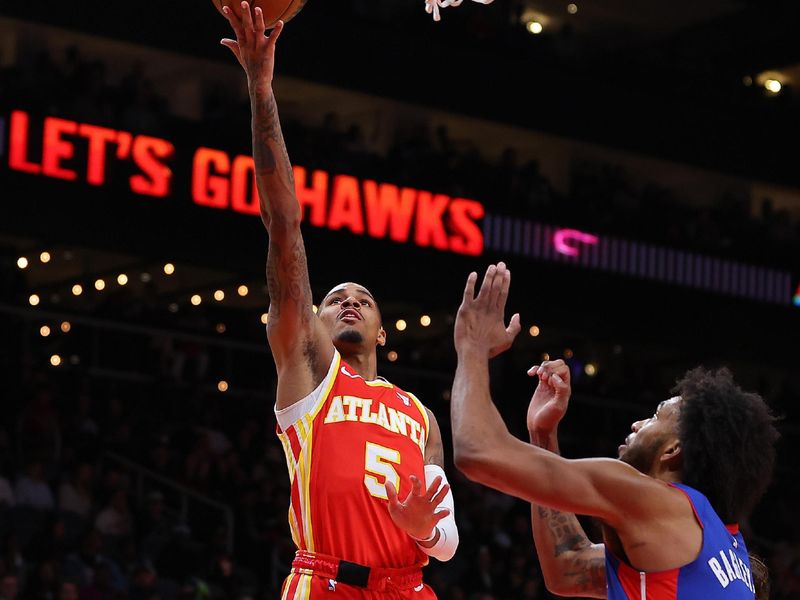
[540,571,582,598]
[453,447,494,482]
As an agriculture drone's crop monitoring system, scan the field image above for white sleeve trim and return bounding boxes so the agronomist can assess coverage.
[419,464,459,562]
[274,350,339,431]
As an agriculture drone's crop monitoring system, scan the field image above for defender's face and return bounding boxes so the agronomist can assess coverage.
[618,396,681,474]
[317,282,385,349]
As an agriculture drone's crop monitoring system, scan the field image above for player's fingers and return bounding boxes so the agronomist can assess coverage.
[486,262,506,309]
[527,362,545,376]
[240,1,254,41]
[221,5,246,41]
[385,480,399,506]
[220,38,238,47]
[410,475,423,497]
[431,483,450,506]
[551,372,568,390]
[268,20,284,46]
[506,313,521,341]
[432,509,451,524]
[220,39,243,62]
[424,476,443,501]
[253,6,267,34]
[554,363,571,382]
[495,264,511,310]
[476,264,497,305]
[462,271,478,305]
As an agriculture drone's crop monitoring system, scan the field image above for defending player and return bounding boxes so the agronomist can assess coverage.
[451,262,778,598]
[219,3,458,598]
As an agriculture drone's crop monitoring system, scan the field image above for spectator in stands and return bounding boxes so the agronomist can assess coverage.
[26,557,61,600]
[137,490,178,564]
[58,580,79,600]
[58,462,94,518]
[63,530,126,593]
[94,490,133,537]
[0,475,13,509]
[128,563,159,600]
[17,390,61,469]
[0,573,18,600]
[14,460,55,511]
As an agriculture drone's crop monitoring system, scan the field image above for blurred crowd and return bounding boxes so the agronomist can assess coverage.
[1,46,798,270]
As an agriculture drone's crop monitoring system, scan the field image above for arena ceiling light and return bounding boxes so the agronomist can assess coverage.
[520,8,557,35]
[526,20,544,34]
[755,70,789,95]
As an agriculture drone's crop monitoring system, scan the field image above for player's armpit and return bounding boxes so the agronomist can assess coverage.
[423,409,445,468]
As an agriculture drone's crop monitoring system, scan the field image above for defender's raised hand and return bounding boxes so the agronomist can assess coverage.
[220,1,283,90]
[527,359,571,437]
[454,262,521,358]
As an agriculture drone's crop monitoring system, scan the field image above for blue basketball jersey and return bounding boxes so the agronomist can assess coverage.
[605,483,755,599]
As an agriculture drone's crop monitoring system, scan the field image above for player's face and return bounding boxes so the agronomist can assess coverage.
[618,397,681,475]
[317,282,385,351]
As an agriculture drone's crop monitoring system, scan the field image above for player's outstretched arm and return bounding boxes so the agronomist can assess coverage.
[527,360,605,598]
[221,2,333,408]
[450,264,681,529]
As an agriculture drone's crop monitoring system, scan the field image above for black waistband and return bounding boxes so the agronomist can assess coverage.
[336,559,371,588]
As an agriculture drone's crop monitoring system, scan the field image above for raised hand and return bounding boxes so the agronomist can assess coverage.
[220,1,283,90]
[454,262,521,359]
[526,359,571,437]
[385,475,451,541]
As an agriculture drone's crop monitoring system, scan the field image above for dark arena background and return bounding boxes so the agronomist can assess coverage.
[1,1,799,598]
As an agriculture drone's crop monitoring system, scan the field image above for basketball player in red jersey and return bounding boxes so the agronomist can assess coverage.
[451,263,778,599]
[219,3,459,598]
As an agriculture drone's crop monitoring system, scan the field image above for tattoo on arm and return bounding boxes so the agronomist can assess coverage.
[564,551,606,593]
[265,235,313,321]
[424,411,445,468]
[425,437,445,468]
[252,92,295,186]
[537,506,591,556]
[535,506,605,594]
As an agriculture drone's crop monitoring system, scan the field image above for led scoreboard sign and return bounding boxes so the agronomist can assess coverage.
[7,110,484,256]
[2,109,795,306]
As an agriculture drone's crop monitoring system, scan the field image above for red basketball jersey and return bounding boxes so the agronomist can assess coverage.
[276,351,430,568]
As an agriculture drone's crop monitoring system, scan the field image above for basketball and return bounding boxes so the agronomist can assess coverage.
[212,0,307,28]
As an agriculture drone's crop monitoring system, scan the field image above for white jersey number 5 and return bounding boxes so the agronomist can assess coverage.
[364,441,401,499]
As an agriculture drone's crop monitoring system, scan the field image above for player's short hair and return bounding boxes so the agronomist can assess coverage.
[748,553,770,600]
[321,282,382,324]
[674,367,779,524]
